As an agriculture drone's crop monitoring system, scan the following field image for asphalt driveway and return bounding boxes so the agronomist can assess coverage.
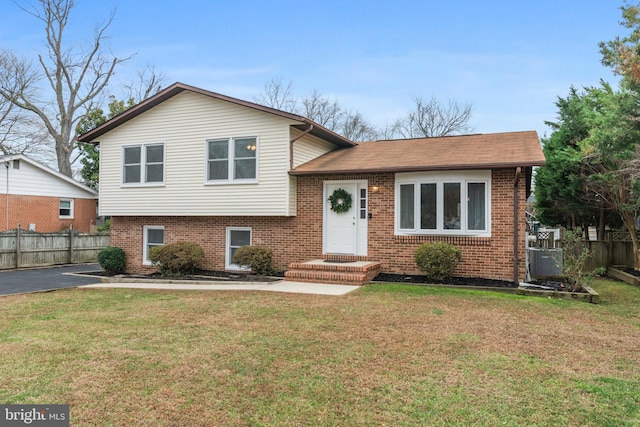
[0,263,103,296]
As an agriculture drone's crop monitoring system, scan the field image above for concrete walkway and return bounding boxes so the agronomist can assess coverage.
[81,280,360,295]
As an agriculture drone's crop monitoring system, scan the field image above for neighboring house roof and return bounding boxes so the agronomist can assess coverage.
[0,154,98,197]
[290,131,545,175]
[76,82,355,148]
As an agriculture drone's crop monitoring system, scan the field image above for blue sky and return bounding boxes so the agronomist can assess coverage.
[0,1,625,139]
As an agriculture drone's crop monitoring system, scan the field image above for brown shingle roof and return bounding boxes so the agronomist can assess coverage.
[290,131,545,175]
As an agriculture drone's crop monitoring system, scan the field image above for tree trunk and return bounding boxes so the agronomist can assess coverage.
[55,137,72,177]
[598,207,606,241]
[620,212,640,270]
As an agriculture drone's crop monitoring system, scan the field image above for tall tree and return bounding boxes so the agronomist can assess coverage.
[534,87,618,238]
[0,50,49,157]
[599,2,640,84]
[0,0,128,177]
[579,82,640,268]
[597,2,640,269]
[391,96,474,138]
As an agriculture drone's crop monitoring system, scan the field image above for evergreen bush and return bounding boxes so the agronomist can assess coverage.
[149,242,205,276]
[232,245,274,275]
[415,242,462,281]
[97,246,126,275]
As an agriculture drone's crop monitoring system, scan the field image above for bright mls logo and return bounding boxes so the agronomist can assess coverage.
[1,405,69,426]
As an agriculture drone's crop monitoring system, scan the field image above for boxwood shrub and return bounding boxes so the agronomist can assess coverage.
[97,246,126,275]
[232,245,274,275]
[149,241,205,276]
[415,242,462,282]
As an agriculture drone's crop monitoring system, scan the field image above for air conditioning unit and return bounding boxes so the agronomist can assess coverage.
[528,248,563,278]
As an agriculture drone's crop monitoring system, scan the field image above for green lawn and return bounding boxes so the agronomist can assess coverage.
[1,278,639,426]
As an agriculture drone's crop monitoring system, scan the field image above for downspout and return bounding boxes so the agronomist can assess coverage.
[5,161,9,231]
[513,167,522,284]
[289,124,314,169]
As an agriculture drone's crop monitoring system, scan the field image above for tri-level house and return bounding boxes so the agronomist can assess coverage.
[78,82,545,285]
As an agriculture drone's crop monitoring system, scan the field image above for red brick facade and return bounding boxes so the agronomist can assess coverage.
[112,168,527,282]
[0,195,97,232]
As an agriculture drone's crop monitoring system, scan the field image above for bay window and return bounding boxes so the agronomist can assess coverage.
[396,171,490,236]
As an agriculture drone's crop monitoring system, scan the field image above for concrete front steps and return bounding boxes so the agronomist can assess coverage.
[285,257,382,286]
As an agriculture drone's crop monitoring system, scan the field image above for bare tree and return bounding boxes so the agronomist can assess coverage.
[253,77,296,111]
[123,65,167,102]
[254,81,379,141]
[340,110,378,142]
[300,89,343,130]
[392,96,474,138]
[0,0,129,177]
[0,52,50,157]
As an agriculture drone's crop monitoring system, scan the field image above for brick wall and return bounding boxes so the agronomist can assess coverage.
[0,195,97,232]
[112,168,527,281]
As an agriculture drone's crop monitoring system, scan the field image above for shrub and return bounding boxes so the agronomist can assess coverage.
[98,246,126,275]
[594,266,607,277]
[96,218,111,232]
[232,245,274,275]
[149,242,205,276]
[415,242,462,282]
[561,227,593,291]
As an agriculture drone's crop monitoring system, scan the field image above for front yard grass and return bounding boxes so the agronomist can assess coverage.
[1,278,639,426]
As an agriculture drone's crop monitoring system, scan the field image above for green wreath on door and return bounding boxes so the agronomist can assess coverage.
[328,188,352,214]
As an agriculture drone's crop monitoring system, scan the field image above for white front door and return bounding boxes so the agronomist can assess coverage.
[324,181,367,255]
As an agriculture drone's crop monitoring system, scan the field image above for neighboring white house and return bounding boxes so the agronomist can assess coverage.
[0,154,98,232]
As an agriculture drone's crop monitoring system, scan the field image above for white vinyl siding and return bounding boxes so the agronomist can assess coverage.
[291,130,337,168]
[0,157,96,200]
[395,170,491,237]
[96,92,301,217]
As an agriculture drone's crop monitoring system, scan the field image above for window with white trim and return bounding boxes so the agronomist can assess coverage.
[207,137,257,182]
[59,199,73,218]
[226,227,251,270]
[396,171,491,236]
[123,143,164,185]
[143,226,164,265]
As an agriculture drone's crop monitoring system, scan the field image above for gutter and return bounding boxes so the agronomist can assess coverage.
[289,124,314,169]
[513,167,522,284]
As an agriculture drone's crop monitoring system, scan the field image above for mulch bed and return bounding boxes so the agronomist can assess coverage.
[84,269,589,292]
[372,273,517,288]
[83,270,283,282]
[621,268,640,278]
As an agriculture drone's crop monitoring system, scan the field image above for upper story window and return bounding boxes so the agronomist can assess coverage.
[206,137,257,183]
[396,171,491,237]
[122,143,164,185]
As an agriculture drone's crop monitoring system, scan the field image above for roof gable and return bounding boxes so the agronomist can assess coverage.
[77,82,355,148]
[0,154,97,197]
[290,131,545,175]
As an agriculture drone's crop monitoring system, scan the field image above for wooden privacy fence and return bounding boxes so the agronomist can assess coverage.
[0,227,110,270]
[575,240,635,271]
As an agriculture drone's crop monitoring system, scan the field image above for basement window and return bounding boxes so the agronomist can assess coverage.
[226,227,251,270]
